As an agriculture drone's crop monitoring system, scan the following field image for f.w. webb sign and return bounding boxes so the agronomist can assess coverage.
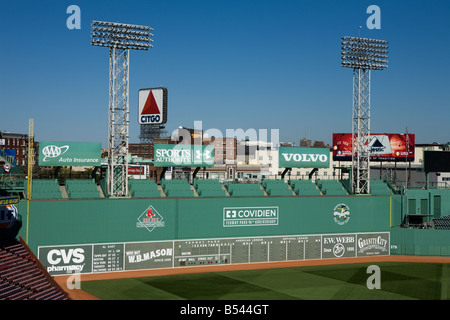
[279,147,330,168]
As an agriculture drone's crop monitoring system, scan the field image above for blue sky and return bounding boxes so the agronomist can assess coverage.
[1,0,449,148]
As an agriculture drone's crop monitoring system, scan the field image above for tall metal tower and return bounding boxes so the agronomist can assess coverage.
[341,36,389,194]
[91,20,153,197]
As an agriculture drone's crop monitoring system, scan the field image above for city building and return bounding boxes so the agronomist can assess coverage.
[0,131,29,168]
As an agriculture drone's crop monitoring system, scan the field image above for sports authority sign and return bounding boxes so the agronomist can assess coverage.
[279,147,330,168]
[138,87,168,124]
[154,144,215,167]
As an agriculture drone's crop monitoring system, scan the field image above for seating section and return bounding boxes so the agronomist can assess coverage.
[370,180,394,195]
[0,238,69,300]
[161,179,195,197]
[65,179,100,199]
[226,183,265,197]
[129,179,161,198]
[194,179,227,197]
[20,178,356,199]
[316,180,347,196]
[25,180,62,200]
[262,180,294,196]
[289,180,321,196]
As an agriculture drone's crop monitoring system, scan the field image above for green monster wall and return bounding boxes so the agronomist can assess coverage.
[17,195,399,254]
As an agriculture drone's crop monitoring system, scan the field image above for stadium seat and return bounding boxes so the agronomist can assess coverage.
[227,183,265,197]
[369,180,394,195]
[65,179,100,199]
[262,180,294,197]
[194,179,227,197]
[25,180,63,200]
[129,179,161,198]
[161,179,195,197]
[317,179,347,196]
[290,180,322,196]
[0,238,69,300]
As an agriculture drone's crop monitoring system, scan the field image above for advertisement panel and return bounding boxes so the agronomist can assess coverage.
[128,165,148,179]
[124,241,173,270]
[424,151,450,173]
[38,141,102,167]
[332,133,415,161]
[223,206,279,227]
[0,149,16,166]
[154,144,215,167]
[279,147,330,168]
[138,87,168,124]
[38,244,93,275]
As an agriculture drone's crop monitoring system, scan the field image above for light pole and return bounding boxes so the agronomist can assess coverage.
[91,20,153,197]
[341,36,389,194]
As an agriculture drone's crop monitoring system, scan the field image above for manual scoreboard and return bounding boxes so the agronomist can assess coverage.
[173,235,323,266]
[39,232,389,276]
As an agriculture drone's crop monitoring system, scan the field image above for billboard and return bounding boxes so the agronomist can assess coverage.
[39,141,102,167]
[0,149,16,166]
[154,144,215,167]
[424,151,450,173]
[138,87,168,125]
[332,133,415,161]
[278,147,330,168]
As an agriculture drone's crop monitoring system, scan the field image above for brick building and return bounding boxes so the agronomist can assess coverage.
[0,132,29,167]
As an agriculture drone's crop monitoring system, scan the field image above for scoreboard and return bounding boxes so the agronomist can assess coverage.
[173,233,387,266]
[39,232,390,276]
[174,235,323,266]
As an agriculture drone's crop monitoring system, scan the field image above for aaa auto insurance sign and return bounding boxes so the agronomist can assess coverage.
[39,141,102,167]
[279,147,330,168]
[138,87,168,124]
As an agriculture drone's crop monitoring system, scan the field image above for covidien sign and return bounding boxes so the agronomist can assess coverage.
[279,147,330,168]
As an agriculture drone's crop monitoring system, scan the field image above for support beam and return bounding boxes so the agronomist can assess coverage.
[308,168,318,180]
[281,168,291,179]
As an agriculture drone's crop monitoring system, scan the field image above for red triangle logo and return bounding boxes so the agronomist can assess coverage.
[142,91,161,115]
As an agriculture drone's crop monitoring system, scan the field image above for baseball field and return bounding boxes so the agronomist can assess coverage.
[57,256,450,301]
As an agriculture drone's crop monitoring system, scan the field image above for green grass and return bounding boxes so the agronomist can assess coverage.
[81,262,450,300]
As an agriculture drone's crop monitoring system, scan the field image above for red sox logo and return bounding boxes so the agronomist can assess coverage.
[137,205,165,232]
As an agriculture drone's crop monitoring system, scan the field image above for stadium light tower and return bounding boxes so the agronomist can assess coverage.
[341,36,389,194]
[91,20,154,198]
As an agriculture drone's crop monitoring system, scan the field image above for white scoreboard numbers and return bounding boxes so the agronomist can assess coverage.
[138,87,168,124]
